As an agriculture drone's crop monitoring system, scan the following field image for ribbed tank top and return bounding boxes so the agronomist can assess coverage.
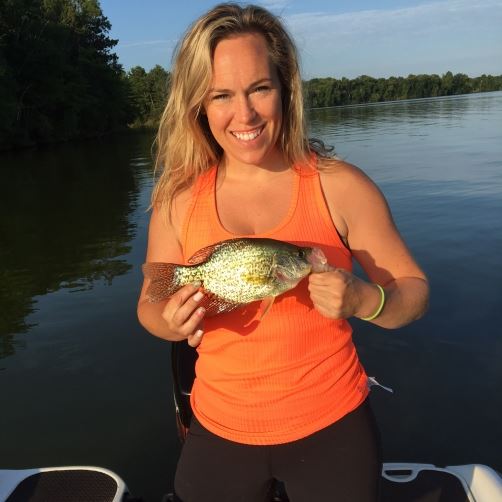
[181,157,369,445]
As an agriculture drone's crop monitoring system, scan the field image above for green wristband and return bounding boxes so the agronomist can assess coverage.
[361,284,386,321]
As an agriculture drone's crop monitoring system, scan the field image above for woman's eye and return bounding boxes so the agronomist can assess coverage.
[254,86,270,94]
[212,93,229,101]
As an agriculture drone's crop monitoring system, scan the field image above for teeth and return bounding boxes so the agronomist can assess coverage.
[232,128,261,141]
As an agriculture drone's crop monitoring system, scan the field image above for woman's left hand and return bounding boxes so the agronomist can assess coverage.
[308,268,378,320]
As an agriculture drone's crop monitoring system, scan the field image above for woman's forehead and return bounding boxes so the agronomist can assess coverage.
[210,33,278,86]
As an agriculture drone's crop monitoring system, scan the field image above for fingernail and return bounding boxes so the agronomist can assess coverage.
[191,281,202,288]
[197,307,205,317]
[193,291,204,302]
[195,329,203,337]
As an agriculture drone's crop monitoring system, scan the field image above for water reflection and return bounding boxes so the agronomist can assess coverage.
[0,133,154,357]
[309,92,500,143]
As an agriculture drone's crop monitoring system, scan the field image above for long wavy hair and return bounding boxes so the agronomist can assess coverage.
[152,3,321,215]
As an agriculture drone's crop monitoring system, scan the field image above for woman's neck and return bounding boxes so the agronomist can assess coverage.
[218,150,289,182]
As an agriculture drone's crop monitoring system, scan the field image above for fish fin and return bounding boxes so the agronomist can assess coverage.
[187,241,228,265]
[258,296,275,320]
[198,289,243,317]
[187,238,249,265]
[142,262,180,302]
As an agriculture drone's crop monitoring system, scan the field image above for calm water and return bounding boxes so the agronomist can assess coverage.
[1,92,501,501]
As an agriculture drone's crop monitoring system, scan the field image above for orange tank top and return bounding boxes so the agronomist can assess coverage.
[181,156,369,445]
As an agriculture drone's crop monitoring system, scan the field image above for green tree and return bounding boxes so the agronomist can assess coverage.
[0,0,132,149]
[452,73,471,95]
[441,71,454,96]
[127,64,169,127]
[144,65,170,126]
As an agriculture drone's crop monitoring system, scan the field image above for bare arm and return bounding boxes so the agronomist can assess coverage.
[137,195,206,346]
[309,161,429,329]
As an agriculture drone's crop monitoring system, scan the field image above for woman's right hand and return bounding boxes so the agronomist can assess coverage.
[160,282,206,347]
[137,202,208,345]
[137,280,206,346]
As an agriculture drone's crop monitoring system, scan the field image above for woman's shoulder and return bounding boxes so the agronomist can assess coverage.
[316,156,390,235]
[147,184,196,263]
[317,156,378,194]
[170,184,198,231]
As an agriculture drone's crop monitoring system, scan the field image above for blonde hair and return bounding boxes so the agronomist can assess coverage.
[152,3,312,215]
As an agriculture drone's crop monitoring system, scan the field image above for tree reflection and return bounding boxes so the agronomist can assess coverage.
[309,93,473,141]
[0,132,153,358]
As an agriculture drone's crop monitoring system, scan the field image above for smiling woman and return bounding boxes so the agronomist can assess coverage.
[136,3,429,501]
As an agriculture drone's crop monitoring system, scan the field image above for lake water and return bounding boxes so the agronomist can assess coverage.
[1,92,501,501]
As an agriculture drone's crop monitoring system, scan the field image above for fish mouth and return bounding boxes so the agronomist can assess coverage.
[231,125,264,141]
[307,247,329,272]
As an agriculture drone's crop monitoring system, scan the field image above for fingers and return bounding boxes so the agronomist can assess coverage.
[187,329,204,348]
[308,268,348,295]
[161,282,206,344]
[308,268,359,319]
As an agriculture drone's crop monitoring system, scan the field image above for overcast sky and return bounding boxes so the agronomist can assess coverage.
[99,0,502,79]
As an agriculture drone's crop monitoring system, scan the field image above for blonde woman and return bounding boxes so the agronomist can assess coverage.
[137,4,429,501]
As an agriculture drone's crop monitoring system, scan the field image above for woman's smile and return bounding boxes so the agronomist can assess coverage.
[231,125,264,142]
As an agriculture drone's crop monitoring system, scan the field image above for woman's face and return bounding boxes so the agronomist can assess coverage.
[204,32,283,169]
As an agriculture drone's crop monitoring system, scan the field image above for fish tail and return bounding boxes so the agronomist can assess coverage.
[142,262,182,302]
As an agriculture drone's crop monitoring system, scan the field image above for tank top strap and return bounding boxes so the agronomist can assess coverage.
[180,166,218,263]
[293,155,351,260]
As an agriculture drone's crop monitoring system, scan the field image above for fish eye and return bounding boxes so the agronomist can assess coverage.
[298,249,305,259]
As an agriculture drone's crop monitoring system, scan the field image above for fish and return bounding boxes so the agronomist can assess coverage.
[142,237,327,317]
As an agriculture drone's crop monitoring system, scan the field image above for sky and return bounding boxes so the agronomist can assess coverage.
[99,0,502,79]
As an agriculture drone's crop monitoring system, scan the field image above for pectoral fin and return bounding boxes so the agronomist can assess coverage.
[258,296,275,320]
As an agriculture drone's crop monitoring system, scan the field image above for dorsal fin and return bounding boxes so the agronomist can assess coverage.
[187,238,248,265]
[187,242,221,265]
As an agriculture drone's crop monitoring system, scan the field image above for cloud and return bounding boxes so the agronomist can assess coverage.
[283,0,502,78]
[257,0,290,12]
[287,0,502,40]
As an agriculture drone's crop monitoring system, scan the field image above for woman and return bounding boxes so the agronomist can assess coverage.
[137,4,429,501]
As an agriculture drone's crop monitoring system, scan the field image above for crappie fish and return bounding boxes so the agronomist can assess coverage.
[142,237,327,317]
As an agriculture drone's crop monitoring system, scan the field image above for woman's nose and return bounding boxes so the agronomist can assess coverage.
[235,95,256,122]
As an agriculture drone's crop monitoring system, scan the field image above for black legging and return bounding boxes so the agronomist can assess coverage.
[174,398,382,502]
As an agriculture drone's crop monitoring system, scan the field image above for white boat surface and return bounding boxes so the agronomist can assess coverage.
[1,462,501,501]
[0,465,134,502]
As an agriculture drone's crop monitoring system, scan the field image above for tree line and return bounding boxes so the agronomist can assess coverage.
[1,0,501,149]
[303,73,502,108]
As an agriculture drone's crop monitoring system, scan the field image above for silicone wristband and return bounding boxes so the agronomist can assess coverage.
[361,284,386,321]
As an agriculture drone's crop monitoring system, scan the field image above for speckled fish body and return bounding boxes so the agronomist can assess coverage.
[142,238,323,316]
